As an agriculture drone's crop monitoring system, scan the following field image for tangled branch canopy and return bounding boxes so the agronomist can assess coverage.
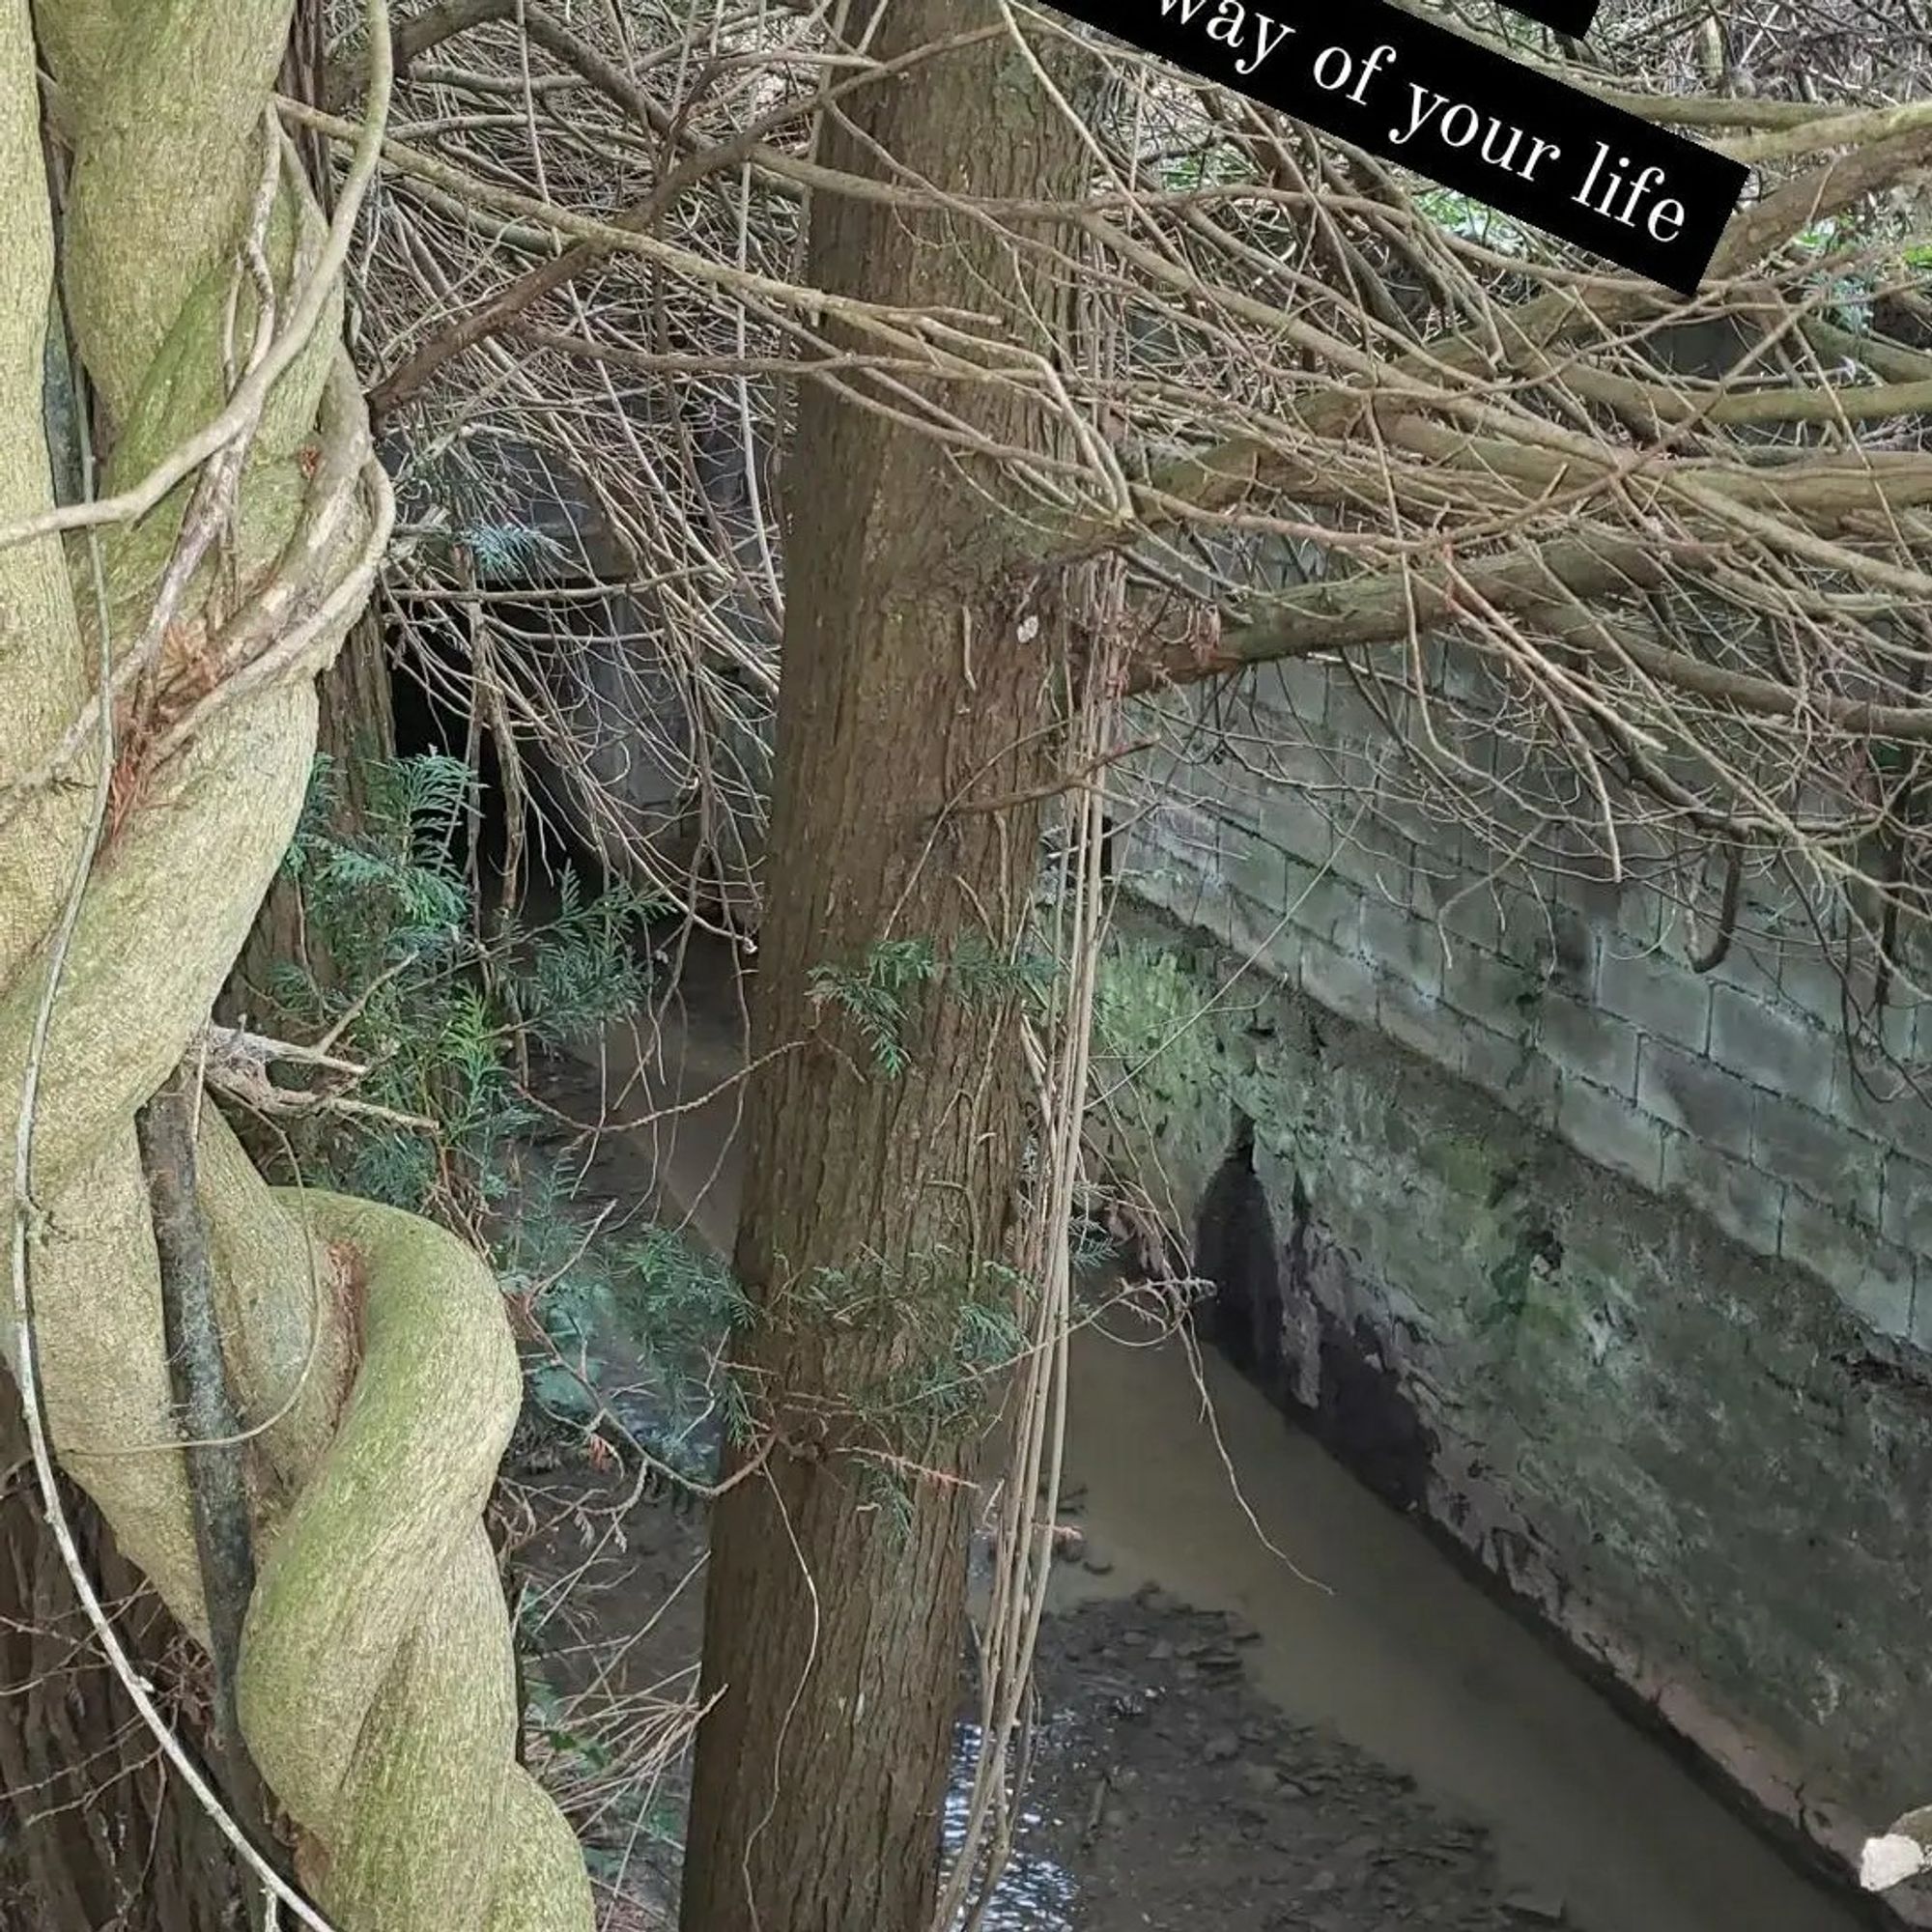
[326,0,1930,1077]
[1,0,1926,1921]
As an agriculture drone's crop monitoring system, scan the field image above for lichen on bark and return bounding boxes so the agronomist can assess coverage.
[0,2,591,1924]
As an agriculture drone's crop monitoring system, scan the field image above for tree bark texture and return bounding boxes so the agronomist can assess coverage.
[0,3,589,1926]
[679,8,1087,1928]
[227,0,397,1037]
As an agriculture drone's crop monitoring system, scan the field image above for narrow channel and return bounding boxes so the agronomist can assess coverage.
[569,954,1872,1932]
[1056,1312,1867,1932]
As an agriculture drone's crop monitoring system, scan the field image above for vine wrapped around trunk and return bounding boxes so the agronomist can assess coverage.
[0,2,591,1926]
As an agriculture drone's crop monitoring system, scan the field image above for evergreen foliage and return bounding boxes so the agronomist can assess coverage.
[807,934,1059,1076]
[267,752,740,1464]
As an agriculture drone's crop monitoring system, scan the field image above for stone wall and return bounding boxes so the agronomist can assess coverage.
[1092,655,1932,1909]
[1120,655,1932,1342]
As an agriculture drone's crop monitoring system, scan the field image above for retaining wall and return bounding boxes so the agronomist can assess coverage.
[1092,654,1932,1910]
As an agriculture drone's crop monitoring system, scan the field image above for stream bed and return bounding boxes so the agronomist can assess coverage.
[513,971,1878,1932]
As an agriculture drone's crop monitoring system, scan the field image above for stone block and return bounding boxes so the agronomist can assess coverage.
[1883,1152,1932,1259]
[1437,639,1501,706]
[1831,1052,1932,1150]
[1556,1074,1667,1191]
[1325,677,1398,747]
[1374,781,1458,860]
[1253,656,1329,727]
[1598,945,1713,1054]
[1776,947,1864,1034]
[1376,967,1460,1070]
[1407,849,1462,921]
[1326,813,1413,898]
[1708,983,1839,1116]
[1662,1131,1785,1259]
[1128,800,1219,865]
[1216,822,1288,914]
[1492,890,1568,974]
[1298,932,1379,1029]
[1254,782,1339,870]
[1282,859,1364,953]
[1701,937,1781,1008]
[1361,897,1446,998]
[1140,867,1294,988]
[1430,880,1507,956]
[1545,864,1632,942]
[1635,1037,1753,1160]
[1894,994,1932,1062]
[1779,1192,1916,1339]
[1536,992,1639,1100]
[1915,1257,1932,1353]
[1245,732,1344,797]
[1318,740,1385,801]
[1750,1095,1882,1225]
[1460,1017,1536,1097]
[1441,943,1544,1038]
[1544,901,1601,998]
[1116,856,1184,926]
[1609,875,1669,949]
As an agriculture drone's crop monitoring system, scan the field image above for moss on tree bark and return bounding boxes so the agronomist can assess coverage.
[0,3,590,1925]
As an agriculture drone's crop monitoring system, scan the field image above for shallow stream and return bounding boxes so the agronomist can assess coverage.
[557,956,1872,1932]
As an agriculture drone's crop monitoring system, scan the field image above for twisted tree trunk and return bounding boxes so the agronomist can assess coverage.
[0,3,590,1926]
[228,0,397,1040]
[678,8,1088,1926]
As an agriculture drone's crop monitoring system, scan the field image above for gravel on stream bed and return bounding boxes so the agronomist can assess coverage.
[1011,1585,1561,1931]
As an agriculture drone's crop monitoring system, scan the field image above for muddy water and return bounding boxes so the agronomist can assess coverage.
[1054,1309,1866,1932]
[569,970,1868,1932]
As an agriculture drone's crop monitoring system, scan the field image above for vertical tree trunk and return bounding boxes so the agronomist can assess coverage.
[226,0,395,1032]
[679,10,1085,1928]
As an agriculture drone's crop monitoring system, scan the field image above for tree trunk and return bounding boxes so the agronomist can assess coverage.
[226,0,396,1036]
[0,1381,238,1932]
[1,2,592,1923]
[678,10,1085,1928]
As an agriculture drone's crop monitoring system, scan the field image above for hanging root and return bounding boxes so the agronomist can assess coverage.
[939,613,1123,1932]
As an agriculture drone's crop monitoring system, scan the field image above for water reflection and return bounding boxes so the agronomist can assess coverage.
[943,1722,1078,1930]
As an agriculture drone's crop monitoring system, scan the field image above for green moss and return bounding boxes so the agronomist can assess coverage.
[1421,1129,1500,1202]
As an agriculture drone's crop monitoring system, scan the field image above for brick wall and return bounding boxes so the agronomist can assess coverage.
[1094,654,1932,1903]
[1117,655,1932,1343]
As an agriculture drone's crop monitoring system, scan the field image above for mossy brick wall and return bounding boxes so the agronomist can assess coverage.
[1120,658,1932,1340]
[1093,665,1932,1891]
[1092,913,1932,1885]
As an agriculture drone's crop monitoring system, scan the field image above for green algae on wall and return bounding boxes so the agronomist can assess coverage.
[1088,900,1932,1884]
